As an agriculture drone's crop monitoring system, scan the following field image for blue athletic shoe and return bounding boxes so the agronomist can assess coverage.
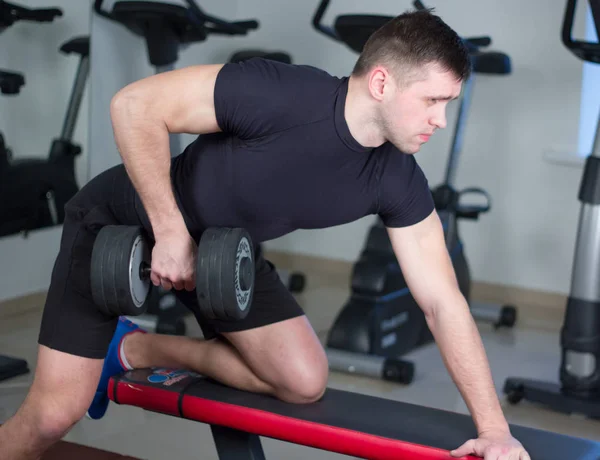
[87,317,146,420]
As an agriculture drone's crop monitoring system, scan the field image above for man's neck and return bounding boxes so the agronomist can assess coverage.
[345,75,386,148]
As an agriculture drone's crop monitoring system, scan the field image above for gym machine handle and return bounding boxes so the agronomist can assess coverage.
[203,20,259,36]
[92,0,112,22]
[93,0,258,37]
[312,0,338,42]
[183,0,258,36]
[456,187,492,219]
[232,20,259,31]
[413,0,427,11]
[456,208,485,220]
[464,36,492,49]
[562,0,600,63]
[0,1,62,27]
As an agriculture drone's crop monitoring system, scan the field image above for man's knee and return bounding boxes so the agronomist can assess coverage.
[225,316,329,404]
[277,348,329,404]
[19,385,91,442]
[22,346,102,441]
[36,401,84,441]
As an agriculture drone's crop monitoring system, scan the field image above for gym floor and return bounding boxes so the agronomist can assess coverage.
[1,255,599,459]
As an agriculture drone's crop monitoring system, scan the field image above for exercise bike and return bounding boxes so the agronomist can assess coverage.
[312,0,517,383]
[0,0,77,384]
[503,0,600,418]
[0,1,89,238]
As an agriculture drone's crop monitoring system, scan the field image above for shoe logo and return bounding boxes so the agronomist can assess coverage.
[147,368,200,386]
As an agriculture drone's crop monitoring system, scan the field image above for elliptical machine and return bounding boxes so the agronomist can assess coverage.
[0,1,89,238]
[93,0,263,336]
[313,0,517,383]
[503,0,600,418]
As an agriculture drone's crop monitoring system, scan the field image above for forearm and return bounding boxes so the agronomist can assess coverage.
[110,93,186,236]
[426,296,509,435]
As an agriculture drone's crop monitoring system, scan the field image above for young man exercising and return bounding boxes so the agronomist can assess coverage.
[0,9,530,460]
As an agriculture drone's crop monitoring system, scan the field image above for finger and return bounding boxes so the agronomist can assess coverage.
[184,269,196,291]
[160,278,173,291]
[450,439,475,458]
[520,452,531,460]
[172,280,184,291]
[483,448,498,460]
[505,451,522,460]
[184,278,196,291]
[150,272,161,287]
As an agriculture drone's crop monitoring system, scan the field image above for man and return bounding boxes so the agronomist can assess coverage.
[0,9,530,460]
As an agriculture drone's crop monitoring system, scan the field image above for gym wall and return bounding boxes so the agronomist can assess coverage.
[0,0,592,304]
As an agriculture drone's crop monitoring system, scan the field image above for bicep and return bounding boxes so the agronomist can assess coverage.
[386,210,460,314]
[111,64,224,135]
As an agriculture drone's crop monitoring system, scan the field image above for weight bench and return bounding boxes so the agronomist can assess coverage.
[109,368,600,459]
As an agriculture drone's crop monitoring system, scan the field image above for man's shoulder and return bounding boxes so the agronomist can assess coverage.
[213,58,346,138]
[376,143,422,181]
[221,57,343,88]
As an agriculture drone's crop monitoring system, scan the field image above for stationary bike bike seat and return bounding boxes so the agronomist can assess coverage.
[456,187,491,218]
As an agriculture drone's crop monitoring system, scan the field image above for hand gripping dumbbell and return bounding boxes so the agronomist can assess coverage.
[90,226,255,321]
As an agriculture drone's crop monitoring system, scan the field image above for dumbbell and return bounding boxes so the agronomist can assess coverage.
[90,226,255,321]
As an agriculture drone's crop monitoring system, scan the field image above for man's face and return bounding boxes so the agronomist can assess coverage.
[379,65,462,154]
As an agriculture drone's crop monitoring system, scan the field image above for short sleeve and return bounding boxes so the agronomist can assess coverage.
[214,58,297,140]
[378,152,435,228]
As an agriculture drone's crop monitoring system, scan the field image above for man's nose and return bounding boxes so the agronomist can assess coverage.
[431,109,447,129]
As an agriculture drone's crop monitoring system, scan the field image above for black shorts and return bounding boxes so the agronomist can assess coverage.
[37,165,304,359]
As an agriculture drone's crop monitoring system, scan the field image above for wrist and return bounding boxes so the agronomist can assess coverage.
[475,403,510,437]
[477,422,511,438]
[150,210,187,239]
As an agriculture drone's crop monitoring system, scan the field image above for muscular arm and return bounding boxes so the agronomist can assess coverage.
[386,211,510,436]
[109,64,223,237]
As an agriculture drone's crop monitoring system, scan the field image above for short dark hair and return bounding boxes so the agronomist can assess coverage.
[352,9,471,85]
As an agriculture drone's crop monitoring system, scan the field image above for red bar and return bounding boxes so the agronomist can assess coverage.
[110,379,478,460]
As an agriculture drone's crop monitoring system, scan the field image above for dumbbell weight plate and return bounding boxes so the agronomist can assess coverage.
[196,228,254,321]
[90,225,151,317]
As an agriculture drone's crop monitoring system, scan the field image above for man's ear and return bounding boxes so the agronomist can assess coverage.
[367,66,391,102]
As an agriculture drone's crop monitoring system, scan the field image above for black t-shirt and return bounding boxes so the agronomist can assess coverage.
[171,58,434,243]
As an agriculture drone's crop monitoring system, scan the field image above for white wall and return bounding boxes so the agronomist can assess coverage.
[0,0,593,302]
[0,0,91,301]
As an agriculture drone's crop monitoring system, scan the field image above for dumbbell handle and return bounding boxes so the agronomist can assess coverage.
[140,262,152,279]
[139,258,251,288]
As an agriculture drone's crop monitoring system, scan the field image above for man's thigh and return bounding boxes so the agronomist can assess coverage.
[222,315,327,389]
[216,249,326,390]
[181,246,307,340]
